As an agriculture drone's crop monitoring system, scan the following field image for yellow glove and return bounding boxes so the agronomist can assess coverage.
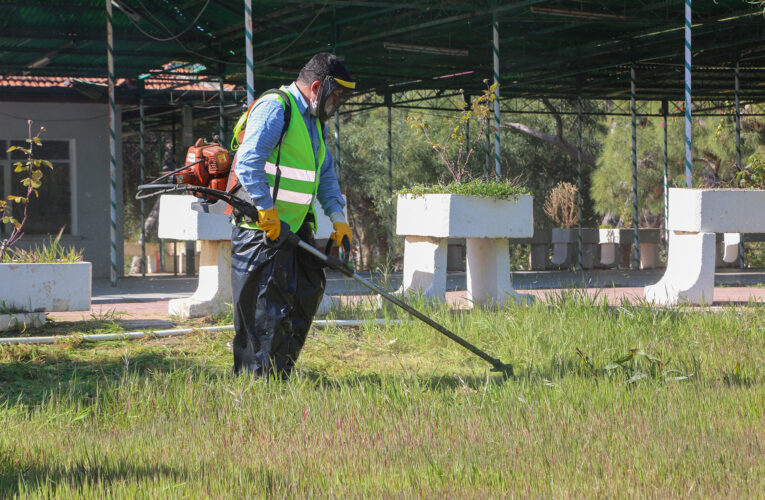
[257,207,281,240]
[331,221,352,248]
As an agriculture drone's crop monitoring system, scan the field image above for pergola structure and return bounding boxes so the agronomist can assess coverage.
[2,0,764,281]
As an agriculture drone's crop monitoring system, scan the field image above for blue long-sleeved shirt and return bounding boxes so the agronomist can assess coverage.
[234,82,345,218]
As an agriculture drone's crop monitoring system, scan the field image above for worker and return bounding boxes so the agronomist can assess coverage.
[230,52,356,379]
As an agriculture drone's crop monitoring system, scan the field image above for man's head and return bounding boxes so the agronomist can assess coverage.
[297,52,355,123]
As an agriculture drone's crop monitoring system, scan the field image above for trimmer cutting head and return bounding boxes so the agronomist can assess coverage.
[491,362,515,379]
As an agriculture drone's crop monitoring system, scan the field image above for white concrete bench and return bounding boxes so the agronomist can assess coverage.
[599,228,661,269]
[645,188,765,305]
[158,195,340,319]
[396,193,533,307]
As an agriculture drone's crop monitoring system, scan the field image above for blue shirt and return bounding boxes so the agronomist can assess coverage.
[234,82,345,217]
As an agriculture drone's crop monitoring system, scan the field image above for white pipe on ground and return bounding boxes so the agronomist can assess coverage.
[0,319,399,345]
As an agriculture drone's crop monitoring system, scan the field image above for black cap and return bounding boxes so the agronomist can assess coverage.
[298,52,353,84]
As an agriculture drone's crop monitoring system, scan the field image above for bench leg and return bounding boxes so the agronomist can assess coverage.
[722,232,741,263]
[169,240,232,318]
[644,231,715,306]
[529,243,549,270]
[466,238,528,307]
[600,243,618,267]
[399,236,447,300]
[639,242,659,269]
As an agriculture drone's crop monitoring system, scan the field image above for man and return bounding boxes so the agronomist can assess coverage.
[230,53,355,378]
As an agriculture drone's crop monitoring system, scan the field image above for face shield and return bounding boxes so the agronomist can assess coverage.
[316,75,355,123]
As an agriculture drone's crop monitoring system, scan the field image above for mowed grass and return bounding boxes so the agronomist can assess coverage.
[1,295,763,498]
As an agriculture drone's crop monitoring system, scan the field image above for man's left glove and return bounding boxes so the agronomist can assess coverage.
[331,221,353,248]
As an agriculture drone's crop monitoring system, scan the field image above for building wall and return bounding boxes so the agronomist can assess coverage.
[0,102,124,278]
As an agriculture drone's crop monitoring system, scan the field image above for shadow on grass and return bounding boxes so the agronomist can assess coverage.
[0,349,227,409]
[0,458,186,498]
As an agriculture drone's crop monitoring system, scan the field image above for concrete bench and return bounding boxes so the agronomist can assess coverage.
[158,195,339,319]
[645,188,765,305]
[396,193,533,306]
[719,232,765,264]
[509,228,551,270]
[599,228,661,269]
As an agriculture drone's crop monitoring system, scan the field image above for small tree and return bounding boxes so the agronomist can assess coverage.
[0,120,51,261]
[407,82,497,183]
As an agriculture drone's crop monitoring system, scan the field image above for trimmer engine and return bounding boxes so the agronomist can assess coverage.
[174,138,232,201]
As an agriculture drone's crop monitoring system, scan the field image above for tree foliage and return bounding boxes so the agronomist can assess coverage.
[591,103,764,223]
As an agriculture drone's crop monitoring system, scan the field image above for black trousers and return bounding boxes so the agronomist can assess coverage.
[230,221,326,378]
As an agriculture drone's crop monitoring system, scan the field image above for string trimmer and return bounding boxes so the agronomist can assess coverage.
[136,182,514,377]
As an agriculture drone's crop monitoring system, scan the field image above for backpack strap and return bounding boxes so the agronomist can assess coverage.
[224,88,292,219]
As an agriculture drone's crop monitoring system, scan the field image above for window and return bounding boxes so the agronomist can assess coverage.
[1,139,73,235]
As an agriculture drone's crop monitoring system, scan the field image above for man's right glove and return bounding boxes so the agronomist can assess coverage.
[257,206,281,240]
[330,221,353,248]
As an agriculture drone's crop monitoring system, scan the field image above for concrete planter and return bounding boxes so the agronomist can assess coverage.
[157,194,343,318]
[599,228,661,269]
[396,193,533,306]
[0,262,91,313]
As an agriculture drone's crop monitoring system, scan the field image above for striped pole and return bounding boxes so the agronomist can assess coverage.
[218,77,226,146]
[244,0,254,105]
[492,12,501,177]
[630,64,641,269]
[106,0,117,286]
[684,0,692,187]
[662,100,669,243]
[735,61,745,268]
[387,97,393,251]
[576,96,583,270]
[139,85,146,277]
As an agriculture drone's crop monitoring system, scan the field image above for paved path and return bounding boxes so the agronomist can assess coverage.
[48,271,764,325]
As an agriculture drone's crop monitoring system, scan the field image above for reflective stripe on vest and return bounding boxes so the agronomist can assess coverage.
[239,87,325,232]
[264,161,316,183]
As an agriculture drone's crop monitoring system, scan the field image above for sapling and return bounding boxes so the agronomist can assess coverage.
[407,81,497,183]
[0,120,51,262]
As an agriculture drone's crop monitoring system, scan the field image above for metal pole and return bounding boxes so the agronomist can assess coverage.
[576,96,583,270]
[244,0,254,106]
[139,84,146,277]
[630,64,641,269]
[158,135,165,272]
[492,12,501,177]
[106,0,118,286]
[464,93,470,147]
[662,100,669,244]
[218,77,226,146]
[485,115,490,179]
[735,61,745,268]
[387,96,393,251]
[334,113,341,184]
[684,0,693,187]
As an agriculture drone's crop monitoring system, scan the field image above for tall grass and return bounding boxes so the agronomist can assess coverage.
[1,296,763,498]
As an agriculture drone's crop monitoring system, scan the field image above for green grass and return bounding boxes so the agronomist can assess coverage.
[1,296,763,498]
[397,178,530,199]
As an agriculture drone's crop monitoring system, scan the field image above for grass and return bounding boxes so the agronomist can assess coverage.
[397,178,530,199]
[1,296,763,498]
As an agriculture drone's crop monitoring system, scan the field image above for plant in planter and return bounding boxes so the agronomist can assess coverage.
[407,82,497,184]
[543,181,579,268]
[0,121,90,331]
[397,85,534,306]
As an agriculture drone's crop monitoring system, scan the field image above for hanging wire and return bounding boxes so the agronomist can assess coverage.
[120,0,212,42]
